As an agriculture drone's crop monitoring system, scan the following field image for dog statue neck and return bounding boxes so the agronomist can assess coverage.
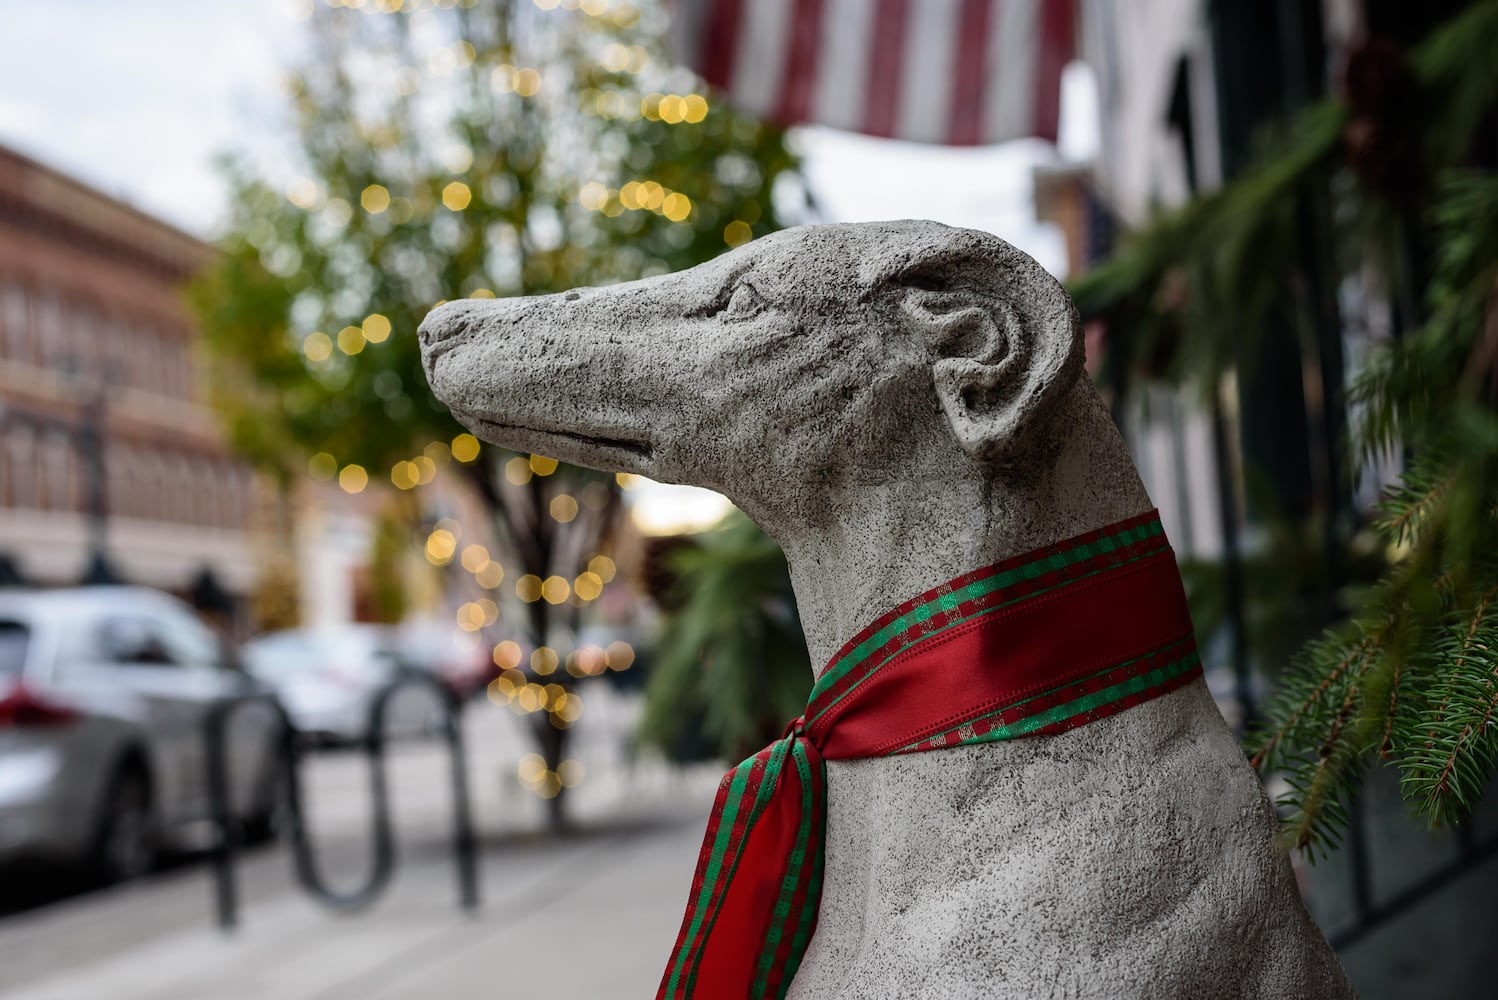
[779,381,1153,671]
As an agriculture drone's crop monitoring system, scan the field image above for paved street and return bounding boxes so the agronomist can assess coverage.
[0,690,722,1000]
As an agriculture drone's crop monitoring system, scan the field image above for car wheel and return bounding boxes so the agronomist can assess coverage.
[93,769,154,885]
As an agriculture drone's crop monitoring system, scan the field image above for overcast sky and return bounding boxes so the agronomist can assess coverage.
[0,0,1089,275]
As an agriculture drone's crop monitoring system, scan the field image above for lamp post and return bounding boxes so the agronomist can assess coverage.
[59,356,120,586]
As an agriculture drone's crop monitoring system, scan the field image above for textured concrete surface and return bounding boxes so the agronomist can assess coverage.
[420,221,1355,997]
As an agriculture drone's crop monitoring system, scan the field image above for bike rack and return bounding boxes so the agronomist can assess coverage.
[203,672,480,930]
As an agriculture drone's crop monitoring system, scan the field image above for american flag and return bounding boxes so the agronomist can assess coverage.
[671,0,1076,145]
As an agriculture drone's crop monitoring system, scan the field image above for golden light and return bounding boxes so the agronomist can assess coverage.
[492,641,523,669]
[558,759,585,786]
[456,602,485,632]
[600,43,630,73]
[475,560,504,589]
[724,220,753,247]
[514,68,542,97]
[579,0,607,14]
[451,433,481,462]
[683,93,709,123]
[308,452,337,481]
[573,571,604,601]
[529,454,559,476]
[541,575,571,604]
[587,554,617,582]
[550,494,579,523]
[579,181,609,211]
[531,646,559,675]
[363,313,392,343]
[516,574,543,602]
[460,544,490,573]
[390,460,418,490]
[442,181,472,211]
[641,93,662,120]
[658,95,686,124]
[605,640,635,670]
[516,684,542,713]
[505,457,533,485]
[640,181,665,210]
[414,455,437,484]
[619,180,643,210]
[615,472,642,490]
[470,288,496,299]
[536,772,562,798]
[302,331,333,362]
[361,184,391,214]
[556,695,585,724]
[423,440,451,464]
[478,598,499,625]
[543,683,566,709]
[568,644,607,676]
[492,64,516,92]
[518,754,547,783]
[337,325,366,354]
[338,465,369,494]
[581,481,610,510]
[425,529,457,565]
[662,192,692,222]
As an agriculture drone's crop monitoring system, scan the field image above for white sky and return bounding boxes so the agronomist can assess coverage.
[0,0,1096,532]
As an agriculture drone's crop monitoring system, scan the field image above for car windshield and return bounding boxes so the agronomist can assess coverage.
[0,621,28,678]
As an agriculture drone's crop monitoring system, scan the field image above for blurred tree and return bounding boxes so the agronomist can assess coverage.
[190,0,798,828]
[367,502,413,624]
[1072,1,1498,853]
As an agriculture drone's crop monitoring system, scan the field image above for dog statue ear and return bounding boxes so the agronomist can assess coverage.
[887,238,1084,464]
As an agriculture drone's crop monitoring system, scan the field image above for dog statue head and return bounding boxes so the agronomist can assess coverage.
[420,221,1084,523]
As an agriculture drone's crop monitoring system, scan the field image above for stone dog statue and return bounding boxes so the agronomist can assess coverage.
[419,221,1354,999]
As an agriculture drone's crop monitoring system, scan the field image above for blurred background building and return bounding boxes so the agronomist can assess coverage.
[0,144,256,619]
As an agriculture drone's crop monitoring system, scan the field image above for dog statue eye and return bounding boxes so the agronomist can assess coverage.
[721,281,768,321]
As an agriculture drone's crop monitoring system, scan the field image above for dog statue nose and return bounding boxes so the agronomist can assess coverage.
[418,301,472,350]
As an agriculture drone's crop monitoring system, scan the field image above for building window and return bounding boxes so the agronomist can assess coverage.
[0,282,30,362]
[7,426,37,509]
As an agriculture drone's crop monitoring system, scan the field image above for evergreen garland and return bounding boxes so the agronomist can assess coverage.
[1071,3,1498,852]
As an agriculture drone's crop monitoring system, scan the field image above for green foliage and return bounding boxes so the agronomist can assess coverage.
[1073,0,1498,854]
[190,0,799,821]
[641,512,812,763]
[1251,174,1498,852]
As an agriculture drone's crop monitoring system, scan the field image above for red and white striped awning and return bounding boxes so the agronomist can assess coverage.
[671,0,1076,145]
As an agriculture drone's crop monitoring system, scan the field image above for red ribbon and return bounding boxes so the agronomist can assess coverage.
[658,512,1201,999]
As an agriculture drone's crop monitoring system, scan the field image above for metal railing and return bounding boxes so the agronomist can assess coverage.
[203,671,480,930]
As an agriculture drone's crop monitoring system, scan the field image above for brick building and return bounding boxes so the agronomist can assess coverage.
[0,143,256,609]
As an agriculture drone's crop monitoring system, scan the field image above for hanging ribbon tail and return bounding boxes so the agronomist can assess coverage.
[657,733,826,1000]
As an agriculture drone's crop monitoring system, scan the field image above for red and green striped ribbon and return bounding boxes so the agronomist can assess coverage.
[657,511,1202,999]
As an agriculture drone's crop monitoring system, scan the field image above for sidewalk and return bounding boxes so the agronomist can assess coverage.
[6,808,711,1000]
[0,695,722,1000]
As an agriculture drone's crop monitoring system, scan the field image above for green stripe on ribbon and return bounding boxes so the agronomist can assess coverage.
[667,739,789,999]
[810,520,1163,704]
[807,542,1170,728]
[896,651,1201,753]
[751,740,816,998]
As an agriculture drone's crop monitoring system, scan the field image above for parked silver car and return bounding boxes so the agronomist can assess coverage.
[0,587,284,884]
[242,624,444,745]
